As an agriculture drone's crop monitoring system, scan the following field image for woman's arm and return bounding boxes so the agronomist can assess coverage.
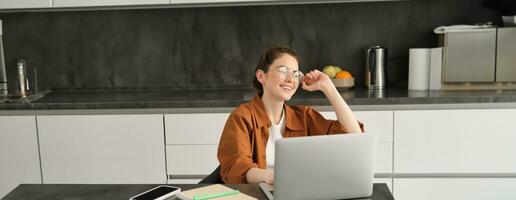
[246,167,274,184]
[302,70,362,133]
[218,111,259,183]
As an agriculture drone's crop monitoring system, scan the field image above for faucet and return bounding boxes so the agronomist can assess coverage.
[16,60,38,98]
[17,60,28,97]
[0,20,7,96]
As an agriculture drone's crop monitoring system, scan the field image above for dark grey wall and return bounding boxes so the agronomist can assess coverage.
[0,0,500,91]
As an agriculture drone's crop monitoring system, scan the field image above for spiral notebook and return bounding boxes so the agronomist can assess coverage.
[176,184,257,200]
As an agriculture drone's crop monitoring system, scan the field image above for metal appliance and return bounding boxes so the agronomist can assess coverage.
[365,46,387,90]
[434,27,516,90]
[17,60,29,97]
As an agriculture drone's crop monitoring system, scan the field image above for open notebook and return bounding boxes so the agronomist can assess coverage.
[176,184,257,200]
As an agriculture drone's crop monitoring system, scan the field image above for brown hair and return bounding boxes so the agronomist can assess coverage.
[253,46,300,96]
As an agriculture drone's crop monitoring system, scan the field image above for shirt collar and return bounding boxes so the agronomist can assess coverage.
[284,103,304,131]
[250,94,304,131]
[250,94,271,128]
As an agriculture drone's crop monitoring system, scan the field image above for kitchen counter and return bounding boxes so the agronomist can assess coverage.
[2,88,516,112]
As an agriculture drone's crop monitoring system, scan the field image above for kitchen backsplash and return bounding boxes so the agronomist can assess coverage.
[0,0,499,91]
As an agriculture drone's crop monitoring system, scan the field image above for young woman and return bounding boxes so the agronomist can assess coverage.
[217,46,363,184]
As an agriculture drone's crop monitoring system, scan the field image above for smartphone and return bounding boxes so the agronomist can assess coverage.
[129,185,181,200]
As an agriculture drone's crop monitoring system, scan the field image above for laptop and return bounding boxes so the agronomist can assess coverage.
[259,133,377,200]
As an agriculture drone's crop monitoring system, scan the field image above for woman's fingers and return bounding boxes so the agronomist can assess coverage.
[305,70,320,81]
[310,71,317,79]
[303,69,332,92]
[264,169,275,184]
[305,72,314,80]
[301,80,309,90]
[303,72,316,85]
[302,80,316,91]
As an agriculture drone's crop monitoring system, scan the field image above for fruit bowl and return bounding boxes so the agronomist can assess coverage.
[331,78,354,90]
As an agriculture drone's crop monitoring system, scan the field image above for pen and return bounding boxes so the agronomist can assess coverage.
[192,189,240,200]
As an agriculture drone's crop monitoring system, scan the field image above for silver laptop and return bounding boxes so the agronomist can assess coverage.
[259,133,377,200]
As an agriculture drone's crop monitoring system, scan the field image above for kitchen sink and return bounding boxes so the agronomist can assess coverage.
[0,90,50,103]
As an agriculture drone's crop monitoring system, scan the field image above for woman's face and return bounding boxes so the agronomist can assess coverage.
[258,54,303,101]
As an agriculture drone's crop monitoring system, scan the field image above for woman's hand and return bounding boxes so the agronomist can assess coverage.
[264,169,274,184]
[246,167,274,184]
[302,71,362,134]
[301,69,335,93]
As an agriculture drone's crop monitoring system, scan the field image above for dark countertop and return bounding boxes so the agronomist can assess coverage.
[2,88,516,110]
[2,183,394,200]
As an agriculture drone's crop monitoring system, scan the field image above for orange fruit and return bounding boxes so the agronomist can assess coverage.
[335,71,352,79]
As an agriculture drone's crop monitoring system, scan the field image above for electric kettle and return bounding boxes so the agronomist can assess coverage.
[365,46,387,90]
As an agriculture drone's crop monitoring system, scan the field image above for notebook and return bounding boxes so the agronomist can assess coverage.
[176,184,257,200]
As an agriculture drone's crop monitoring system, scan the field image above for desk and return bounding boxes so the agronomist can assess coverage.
[3,183,394,200]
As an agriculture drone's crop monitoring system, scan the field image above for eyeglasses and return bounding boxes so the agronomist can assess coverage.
[274,66,304,83]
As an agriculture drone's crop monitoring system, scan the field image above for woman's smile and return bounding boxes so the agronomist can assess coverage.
[279,84,294,93]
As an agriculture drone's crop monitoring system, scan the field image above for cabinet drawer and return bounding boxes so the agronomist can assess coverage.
[393,178,516,200]
[0,116,41,198]
[394,109,516,173]
[320,111,393,142]
[376,143,392,174]
[0,0,51,9]
[165,113,229,145]
[38,114,166,184]
[166,145,219,176]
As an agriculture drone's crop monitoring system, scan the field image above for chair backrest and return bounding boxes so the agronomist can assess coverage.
[198,165,223,184]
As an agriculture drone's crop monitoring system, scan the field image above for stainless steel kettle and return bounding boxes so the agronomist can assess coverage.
[365,46,387,90]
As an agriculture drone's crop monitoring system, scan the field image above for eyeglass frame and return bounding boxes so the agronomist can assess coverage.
[270,65,305,83]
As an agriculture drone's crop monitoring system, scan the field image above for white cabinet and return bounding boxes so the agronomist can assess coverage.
[164,113,229,145]
[394,178,516,200]
[37,114,166,184]
[164,113,229,183]
[0,0,51,9]
[320,111,393,174]
[53,0,169,8]
[0,116,41,199]
[320,110,393,142]
[394,109,516,173]
[166,145,218,184]
[164,111,395,186]
[166,145,218,175]
[319,110,393,191]
[393,109,516,199]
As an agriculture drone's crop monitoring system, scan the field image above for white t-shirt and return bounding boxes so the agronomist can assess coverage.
[266,110,286,169]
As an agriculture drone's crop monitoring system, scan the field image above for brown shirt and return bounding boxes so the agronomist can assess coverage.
[217,95,364,184]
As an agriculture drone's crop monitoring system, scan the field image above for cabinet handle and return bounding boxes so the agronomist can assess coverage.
[168,174,207,179]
